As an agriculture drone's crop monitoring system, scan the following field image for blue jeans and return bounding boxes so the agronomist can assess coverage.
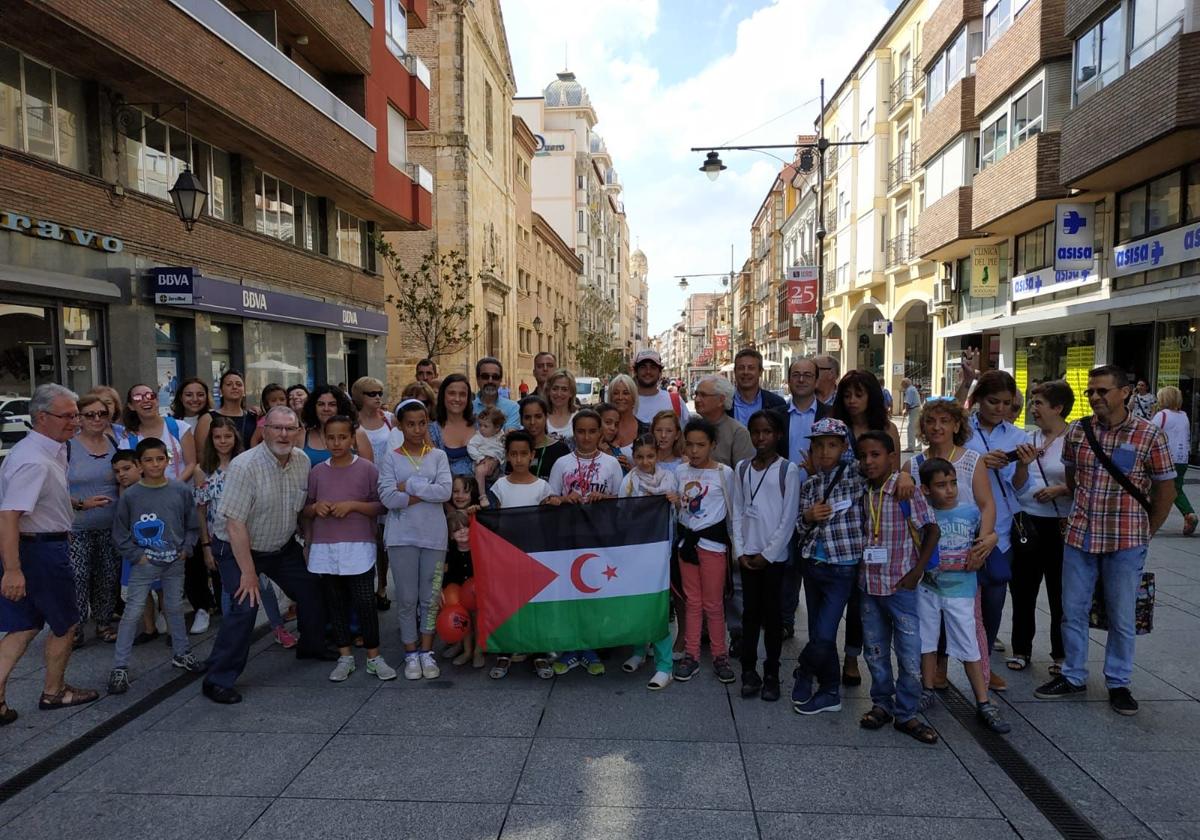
[860,587,922,722]
[114,559,189,669]
[1061,544,1147,689]
[798,560,857,693]
[220,573,284,628]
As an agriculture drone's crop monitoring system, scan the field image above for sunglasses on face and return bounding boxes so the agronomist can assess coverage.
[1085,387,1117,398]
[363,390,383,398]
[130,393,157,402]
[81,410,109,420]
[478,373,501,382]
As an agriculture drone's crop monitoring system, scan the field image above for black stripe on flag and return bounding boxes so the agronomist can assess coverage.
[474,496,671,554]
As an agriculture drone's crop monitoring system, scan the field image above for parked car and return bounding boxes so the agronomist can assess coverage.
[575,376,600,406]
[0,395,32,460]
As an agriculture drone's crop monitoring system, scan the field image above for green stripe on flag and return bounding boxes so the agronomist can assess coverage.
[484,591,668,654]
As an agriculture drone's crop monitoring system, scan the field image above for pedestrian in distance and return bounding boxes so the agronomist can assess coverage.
[1150,386,1197,536]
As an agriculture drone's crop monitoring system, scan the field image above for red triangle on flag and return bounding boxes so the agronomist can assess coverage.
[469,519,559,647]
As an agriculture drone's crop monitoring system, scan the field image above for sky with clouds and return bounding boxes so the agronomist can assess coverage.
[502,0,897,337]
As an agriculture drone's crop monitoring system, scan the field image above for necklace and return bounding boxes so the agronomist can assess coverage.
[401,442,430,471]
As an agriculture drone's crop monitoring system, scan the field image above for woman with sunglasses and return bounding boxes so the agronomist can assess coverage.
[119,383,196,482]
[169,378,213,435]
[352,377,395,610]
[86,385,125,437]
[194,370,257,455]
[67,393,122,646]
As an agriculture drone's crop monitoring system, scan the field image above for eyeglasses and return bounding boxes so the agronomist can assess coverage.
[42,411,80,421]
[81,411,109,420]
[363,390,383,398]
[816,366,834,374]
[790,372,816,381]
[1084,387,1116,398]
[130,393,157,402]
[478,373,502,382]
[264,424,300,433]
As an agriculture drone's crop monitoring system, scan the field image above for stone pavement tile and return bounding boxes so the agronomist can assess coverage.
[1146,603,1200,631]
[237,648,370,689]
[149,684,377,734]
[1158,585,1200,607]
[997,663,1190,701]
[757,813,1021,839]
[1009,699,1200,753]
[0,678,101,758]
[60,731,329,797]
[1134,658,1200,700]
[343,687,545,737]
[745,743,998,817]
[282,733,526,802]
[1073,750,1200,823]
[1145,568,1200,589]
[1126,629,1200,660]
[514,737,751,810]
[375,658,555,692]
[242,799,506,840]
[500,804,759,840]
[1147,821,1200,839]
[732,694,949,749]
[0,792,270,840]
[537,681,736,742]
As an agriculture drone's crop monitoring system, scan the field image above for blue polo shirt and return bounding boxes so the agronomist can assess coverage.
[787,397,820,482]
[732,390,763,426]
[964,414,1029,554]
[473,396,521,430]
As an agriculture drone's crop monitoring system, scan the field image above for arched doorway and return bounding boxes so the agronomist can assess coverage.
[823,322,844,370]
[850,305,885,379]
[897,300,932,393]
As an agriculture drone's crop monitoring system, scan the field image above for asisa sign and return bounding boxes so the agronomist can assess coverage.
[1111,221,1200,278]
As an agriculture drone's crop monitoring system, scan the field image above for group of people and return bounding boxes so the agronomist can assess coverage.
[0,345,1185,743]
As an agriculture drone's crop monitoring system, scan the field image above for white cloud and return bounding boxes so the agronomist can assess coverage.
[502,0,892,337]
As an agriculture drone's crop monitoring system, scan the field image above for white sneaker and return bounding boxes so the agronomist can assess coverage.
[189,609,210,635]
[622,653,645,673]
[647,670,673,690]
[419,651,440,679]
[366,656,397,681]
[404,654,422,680]
[329,656,356,682]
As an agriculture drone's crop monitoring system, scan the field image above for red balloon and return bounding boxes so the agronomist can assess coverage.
[460,578,477,612]
[436,603,471,644]
[441,582,462,606]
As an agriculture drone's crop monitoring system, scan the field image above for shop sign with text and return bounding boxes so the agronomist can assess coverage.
[0,209,124,253]
[786,266,818,314]
[1011,265,1099,301]
[1111,221,1200,278]
[970,246,1000,298]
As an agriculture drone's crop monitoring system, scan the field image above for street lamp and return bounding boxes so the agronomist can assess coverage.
[699,151,726,181]
[532,315,544,333]
[169,169,208,232]
[678,276,688,290]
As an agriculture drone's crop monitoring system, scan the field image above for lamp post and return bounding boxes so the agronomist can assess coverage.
[691,79,865,355]
[117,99,207,231]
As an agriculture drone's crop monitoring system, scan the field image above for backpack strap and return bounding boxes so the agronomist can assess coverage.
[165,416,181,442]
[1082,417,1152,514]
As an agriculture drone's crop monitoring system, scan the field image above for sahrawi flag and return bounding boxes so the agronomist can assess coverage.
[469,497,671,653]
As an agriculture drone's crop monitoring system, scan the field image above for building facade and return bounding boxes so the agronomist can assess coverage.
[1,0,432,401]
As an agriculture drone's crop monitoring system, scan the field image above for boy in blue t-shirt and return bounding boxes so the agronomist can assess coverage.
[916,458,1010,734]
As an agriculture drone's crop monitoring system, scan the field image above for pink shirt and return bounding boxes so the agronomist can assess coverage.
[0,430,72,533]
[305,456,383,544]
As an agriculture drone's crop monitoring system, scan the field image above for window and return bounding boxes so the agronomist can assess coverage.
[984,0,1031,49]
[1188,166,1200,222]
[980,114,1008,169]
[578,210,585,232]
[192,141,232,221]
[925,27,983,109]
[1075,6,1124,103]
[1011,82,1043,148]
[1117,167,1187,241]
[484,81,494,154]
[1129,0,1184,67]
[0,45,90,172]
[123,111,195,201]
[385,0,408,56]
[1015,221,1053,273]
[337,209,374,270]
[387,104,407,169]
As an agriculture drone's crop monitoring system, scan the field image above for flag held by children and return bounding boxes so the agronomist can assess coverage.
[470,497,671,653]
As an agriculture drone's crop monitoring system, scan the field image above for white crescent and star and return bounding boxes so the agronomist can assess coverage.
[569,552,618,593]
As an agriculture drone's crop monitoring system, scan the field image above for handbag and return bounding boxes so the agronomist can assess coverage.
[1089,571,1155,635]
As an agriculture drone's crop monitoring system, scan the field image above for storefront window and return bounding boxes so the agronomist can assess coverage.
[0,304,57,395]
[1155,319,1200,464]
[156,319,182,407]
[305,333,326,391]
[1016,330,1095,423]
[209,321,243,402]
[63,306,101,395]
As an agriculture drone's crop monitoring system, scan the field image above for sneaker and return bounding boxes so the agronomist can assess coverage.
[791,669,814,706]
[673,655,700,681]
[329,656,356,682]
[272,626,298,649]
[977,701,1012,734]
[1109,687,1139,716]
[419,651,440,679]
[107,668,130,695]
[713,655,736,684]
[741,670,763,698]
[582,651,605,676]
[366,656,398,681]
[552,653,582,676]
[794,690,842,715]
[404,653,422,680]
[1034,675,1087,699]
[189,609,210,635]
[761,675,781,702]
[622,653,645,673]
[647,670,672,690]
[171,653,208,673]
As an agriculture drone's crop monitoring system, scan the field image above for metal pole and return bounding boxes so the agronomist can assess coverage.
[815,78,826,356]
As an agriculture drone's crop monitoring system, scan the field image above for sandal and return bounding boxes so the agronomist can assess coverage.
[894,718,939,744]
[859,705,894,730]
[489,657,511,679]
[0,700,17,726]
[98,625,119,643]
[38,684,99,711]
[534,657,554,680]
[1006,656,1030,671]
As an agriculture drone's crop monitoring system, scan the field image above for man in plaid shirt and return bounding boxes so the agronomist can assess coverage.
[793,418,866,715]
[1036,365,1176,716]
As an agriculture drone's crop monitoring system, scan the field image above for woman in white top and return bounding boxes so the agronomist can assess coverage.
[1152,385,1197,535]
[352,376,397,610]
[119,382,196,482]
[169,378,213,433]
[1010,380,1073,673]
[545,368,579,444]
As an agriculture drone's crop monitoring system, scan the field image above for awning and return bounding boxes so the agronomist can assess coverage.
[0,264,123,300]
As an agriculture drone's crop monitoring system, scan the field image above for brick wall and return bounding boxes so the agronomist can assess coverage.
[975,0,1072,114]
[290,0,372,72]
[917,186,973,256]
[924,0,983,71]
[1063,0,1115,37]
[971,132,1066,229]
[920,76,978,164]
[0,151,383,308]
[1060,33,1200,184]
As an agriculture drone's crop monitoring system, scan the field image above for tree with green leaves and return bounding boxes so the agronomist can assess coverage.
[572,327,626,378]
[378,239,479,363]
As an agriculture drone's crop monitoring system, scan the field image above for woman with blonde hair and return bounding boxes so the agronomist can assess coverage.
[1151,385,1196,535]
[545,368,579,443]
[87,385,125,436]
[607,373,645,469]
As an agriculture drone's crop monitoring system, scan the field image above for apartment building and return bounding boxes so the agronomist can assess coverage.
[1,0,432,398]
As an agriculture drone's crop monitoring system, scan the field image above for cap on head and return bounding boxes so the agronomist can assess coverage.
[633,349,662,368]
[807,417,849,440]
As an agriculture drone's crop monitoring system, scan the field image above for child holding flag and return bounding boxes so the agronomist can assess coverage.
[443,476,482,668]
[379,399,452,680]
[855,432,939,743]
[731,411,800,702]
[674,418,741,685]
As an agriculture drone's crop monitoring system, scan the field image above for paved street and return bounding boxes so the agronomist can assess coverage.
[1,492,1198,840]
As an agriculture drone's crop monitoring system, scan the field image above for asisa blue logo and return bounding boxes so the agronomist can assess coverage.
[1115,240,1165,269]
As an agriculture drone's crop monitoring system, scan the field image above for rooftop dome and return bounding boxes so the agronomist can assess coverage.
[545,70,589,108]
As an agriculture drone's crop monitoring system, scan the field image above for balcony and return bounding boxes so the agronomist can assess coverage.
[824,209,839,232]
[972,132,1066,233]
[916,186,975,259]
[886,232,915,268]
[823,145,839,175]
[887,152,912,192]
[1059,32,1200,189]
[974,0,1072,116]
[889,70,913,114]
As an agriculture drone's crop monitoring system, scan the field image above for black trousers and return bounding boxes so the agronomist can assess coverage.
[740,561,786,678]
[1010,514,1065,660]
[184,549,217,612]
[323,569,379,650]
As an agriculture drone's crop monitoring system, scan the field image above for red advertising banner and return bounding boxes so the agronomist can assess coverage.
[714,331,730,352]
[787,266,818,315]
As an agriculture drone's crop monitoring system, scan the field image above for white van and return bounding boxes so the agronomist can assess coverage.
[575,376,600,406]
